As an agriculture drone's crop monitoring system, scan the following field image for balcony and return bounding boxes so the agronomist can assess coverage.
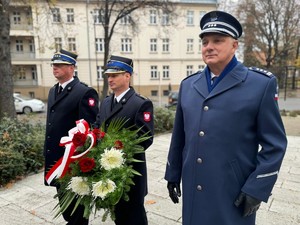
[11,52,36,60]
[14,79,38,86]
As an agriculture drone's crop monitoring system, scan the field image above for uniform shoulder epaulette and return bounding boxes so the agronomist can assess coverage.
[182,71,200,81]
[248,67,273,77]
[136,93,148,100]
[80,82,88,87]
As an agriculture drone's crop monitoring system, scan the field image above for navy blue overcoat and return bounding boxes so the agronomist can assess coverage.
[44,76,99,186]
[165,62,287,225]
[94,87,154,202]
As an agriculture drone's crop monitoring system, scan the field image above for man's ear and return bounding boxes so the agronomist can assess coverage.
[233,39,239,49]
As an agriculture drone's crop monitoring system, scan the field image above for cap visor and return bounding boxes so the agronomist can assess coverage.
[104,68,126,74]
[51,60,73,65]
[200,30,233,39]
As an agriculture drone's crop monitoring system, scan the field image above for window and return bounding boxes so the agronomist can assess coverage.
[151,90,158,96]
[187,39,194,52]
[198,39,202,52]
[18,67,26,80]
[161,12,169,25]
[95,38,104,52]
[29,39,35,52]
[162,65,170,79]
[68,38,76,52]
[13,11,21,24]
[186,65,194,76]
[150,38,157,52]
[187,10,194,25]
[16,40,23,52]
[54,37,62,52]
[150,10,157,25]
[150,66,158,79]
[121,38,132,52]
[198,65,205,72]
[66,8,74,23]
[51,8,61,23]
[31,67,37,80]
[97,66,104,80]
[93,9,104,24]
[162,38,169,52]
[163,90,169,96]
[120,15,132,25]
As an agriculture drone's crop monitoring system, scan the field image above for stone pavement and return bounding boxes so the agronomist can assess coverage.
[0,133,299,225]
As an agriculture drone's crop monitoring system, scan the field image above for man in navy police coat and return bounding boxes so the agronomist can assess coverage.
[94,55,154,225]
[44,49,99,225]
[165,11,287,225]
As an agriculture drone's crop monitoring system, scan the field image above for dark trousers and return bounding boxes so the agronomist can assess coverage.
[56,186,89,225]
[114,198,148,225]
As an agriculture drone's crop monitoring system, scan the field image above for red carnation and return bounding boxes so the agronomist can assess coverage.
[92,128,106,139]
[114,140,124,150]
[79,157,95,173]
[72,132,87,146]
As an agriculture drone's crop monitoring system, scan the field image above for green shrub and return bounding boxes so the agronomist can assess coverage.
[0,149,25,185]
[0,116,45,187]
[154,107,175,134]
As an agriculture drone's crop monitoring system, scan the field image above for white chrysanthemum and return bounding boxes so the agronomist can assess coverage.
[92,179,116,199]
[67,176,90,196]
[100,147,125,170]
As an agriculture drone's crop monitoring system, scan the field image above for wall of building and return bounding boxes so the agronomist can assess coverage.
[10,0,218,102]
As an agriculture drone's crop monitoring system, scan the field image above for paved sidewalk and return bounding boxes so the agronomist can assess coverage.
[0,133,299,225]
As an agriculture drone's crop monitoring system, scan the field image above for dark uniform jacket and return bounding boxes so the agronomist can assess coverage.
[165,62,287,225]
[44,76,99,186]
[94,87,154,202]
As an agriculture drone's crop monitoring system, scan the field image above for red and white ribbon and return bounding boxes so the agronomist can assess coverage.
[45,119,95,185]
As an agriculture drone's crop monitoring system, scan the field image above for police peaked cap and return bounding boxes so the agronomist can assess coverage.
[105,55,133,75]
[199,10,243,39]
[51,49,78,65]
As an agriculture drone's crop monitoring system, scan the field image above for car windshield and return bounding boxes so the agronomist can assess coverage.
[15,94,33,100]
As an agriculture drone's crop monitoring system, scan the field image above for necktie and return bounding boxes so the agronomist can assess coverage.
[112,98,118,109]
[58,85,63,95]
[211,76,217,85]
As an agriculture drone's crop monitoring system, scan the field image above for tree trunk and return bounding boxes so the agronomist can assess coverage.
[0,0,16,119]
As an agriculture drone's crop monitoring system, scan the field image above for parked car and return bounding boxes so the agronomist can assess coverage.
[14,93,45,114]
[166,91,179,108]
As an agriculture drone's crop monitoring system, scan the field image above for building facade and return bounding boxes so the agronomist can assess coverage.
[10,0,218,103]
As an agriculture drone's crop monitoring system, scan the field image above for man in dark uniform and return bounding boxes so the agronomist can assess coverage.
[94,55,154,225]
[44,49,99,225]
[165,11,287,225]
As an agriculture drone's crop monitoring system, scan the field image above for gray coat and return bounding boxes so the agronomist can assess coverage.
[165,62,287,225]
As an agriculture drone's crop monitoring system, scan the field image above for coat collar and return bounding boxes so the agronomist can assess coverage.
[49,76,80,107]
[193,62,247,99]
[104,87,135,120]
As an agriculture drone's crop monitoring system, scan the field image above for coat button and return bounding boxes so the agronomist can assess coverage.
[203,106,209,111]
[199,131,205,136]
[197,185,202,191]
[197,158,202,163]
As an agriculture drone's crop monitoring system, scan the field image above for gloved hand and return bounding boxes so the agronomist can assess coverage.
[167,182,181,204]
[234,192,261,217]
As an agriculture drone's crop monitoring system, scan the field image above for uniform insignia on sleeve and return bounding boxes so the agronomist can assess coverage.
[249,67,273,77]
[144,112,151,122]
[88,98,96,106]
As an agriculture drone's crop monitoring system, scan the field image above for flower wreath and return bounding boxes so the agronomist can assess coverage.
[46,118,150,221]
